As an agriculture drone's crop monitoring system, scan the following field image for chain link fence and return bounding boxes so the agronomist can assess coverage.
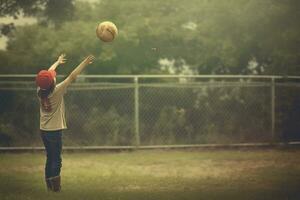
[0,75,299,147]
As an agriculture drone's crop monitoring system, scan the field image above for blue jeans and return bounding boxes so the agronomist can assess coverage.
[41,130,62,179]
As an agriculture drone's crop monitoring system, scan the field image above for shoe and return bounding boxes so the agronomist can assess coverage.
[46,178,53,191]
[50,176,61,192]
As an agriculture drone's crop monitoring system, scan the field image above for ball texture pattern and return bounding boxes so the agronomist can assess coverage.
[96,21,118,42]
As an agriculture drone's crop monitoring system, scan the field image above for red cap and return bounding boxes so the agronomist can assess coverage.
[36,70,56,89]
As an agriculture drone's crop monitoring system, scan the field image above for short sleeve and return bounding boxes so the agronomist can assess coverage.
[55,79,71,95]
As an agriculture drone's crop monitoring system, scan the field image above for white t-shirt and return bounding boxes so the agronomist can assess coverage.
[38,80,69,131]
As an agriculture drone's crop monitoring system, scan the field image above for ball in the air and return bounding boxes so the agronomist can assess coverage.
[96,21,118,42]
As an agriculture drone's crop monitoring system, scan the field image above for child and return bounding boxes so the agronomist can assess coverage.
[36,54,95,192]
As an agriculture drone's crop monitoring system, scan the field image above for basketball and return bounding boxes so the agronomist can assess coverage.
[96,21,118,42]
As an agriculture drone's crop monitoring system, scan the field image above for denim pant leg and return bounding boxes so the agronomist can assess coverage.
[41,130,62,179]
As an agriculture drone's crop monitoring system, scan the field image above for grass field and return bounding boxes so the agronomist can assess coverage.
[0,149,300,200]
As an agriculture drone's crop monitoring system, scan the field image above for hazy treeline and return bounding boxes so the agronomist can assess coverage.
[0,0,299,75]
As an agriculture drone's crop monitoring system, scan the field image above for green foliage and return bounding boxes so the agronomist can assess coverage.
[0,0,45,18]
[0,90,40,146]
[61,89,134,146]
[0,0,299,146]
[150,106,189,144]
[0,0,299,75]
[139,83,272,145]
[82,106,132,145]
[0,0,75,35]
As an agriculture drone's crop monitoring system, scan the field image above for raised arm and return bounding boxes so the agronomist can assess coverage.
[64,55,95,85]
[48,54,66,71]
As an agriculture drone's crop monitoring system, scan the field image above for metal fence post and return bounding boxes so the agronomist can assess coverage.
[134,76,140,147]
[271,77,275,141]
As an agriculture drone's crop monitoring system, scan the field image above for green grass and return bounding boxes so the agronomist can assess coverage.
[0,149,300,200]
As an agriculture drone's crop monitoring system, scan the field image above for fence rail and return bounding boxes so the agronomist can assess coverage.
[1,74,300,78]
[0,74,300,148]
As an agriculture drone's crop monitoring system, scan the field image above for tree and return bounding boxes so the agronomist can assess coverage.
[1,0,300,75]
[0,0,74,36]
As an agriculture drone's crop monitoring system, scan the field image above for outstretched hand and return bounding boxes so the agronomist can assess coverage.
[48,53,67,71]
[85,55,95,64]
[57,54,67,64]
